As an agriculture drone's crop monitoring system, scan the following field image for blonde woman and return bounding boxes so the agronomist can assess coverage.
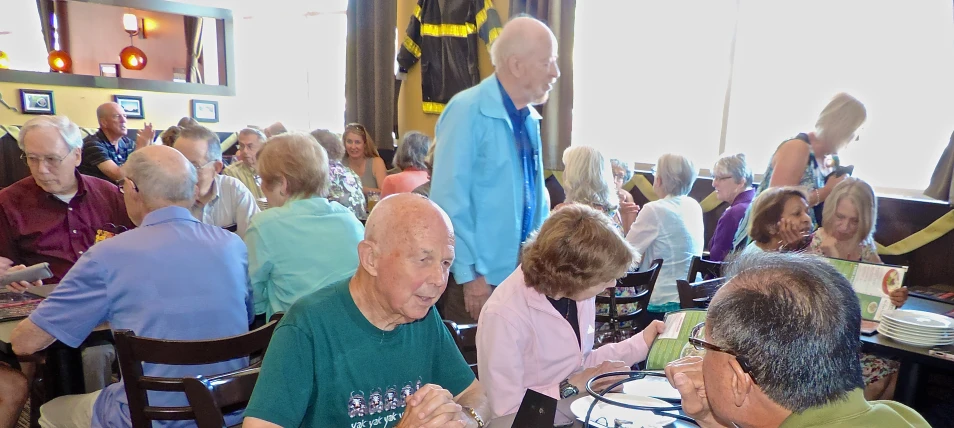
[734,93,867,248]
[559,146,625,230]
[342,123,387,194]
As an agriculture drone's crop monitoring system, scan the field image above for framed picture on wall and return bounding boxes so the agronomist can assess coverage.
[191,99,219,123]
[100,63,120,78]
[114,95,145,119]
[19,89,55,115]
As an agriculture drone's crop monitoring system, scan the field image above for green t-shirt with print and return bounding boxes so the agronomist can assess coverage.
[244,277,475,427]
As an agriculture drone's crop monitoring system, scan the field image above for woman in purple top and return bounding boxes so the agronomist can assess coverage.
[708,153,755,261]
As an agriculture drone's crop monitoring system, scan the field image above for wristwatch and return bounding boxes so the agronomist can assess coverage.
[559,378,579,399]
[463,406,485,428]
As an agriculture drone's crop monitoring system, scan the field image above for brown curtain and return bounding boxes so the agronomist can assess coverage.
[36,0,54,52]
[185,16,205,84]
[346,0,397,155]
[510,0,576,170]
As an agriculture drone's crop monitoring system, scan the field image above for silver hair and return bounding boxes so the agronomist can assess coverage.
[395,131,431,170]
[815,93,866,150]
[610,159,633,183]
[122,150,197,205]
[713,153,753,187]
[238,127,267,144]
[562,146,619,211]
[178,125,222,163]
[489,14,543,67]
[655,153,697,197]
[18,115,84,152]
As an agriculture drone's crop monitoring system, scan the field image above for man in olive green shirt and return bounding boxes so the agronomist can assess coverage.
[223,128,268,210]
[665,251,930,428]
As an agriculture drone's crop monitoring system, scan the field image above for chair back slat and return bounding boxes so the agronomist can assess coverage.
[443,320,478,377]
[594,259,664,346]
[687,256,724,282]
[677,277,725,309]
[184,367,261,428]
[115,320,278,428]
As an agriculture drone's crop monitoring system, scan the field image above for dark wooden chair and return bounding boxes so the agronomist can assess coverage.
[268,312,284,323]
[676,277,725,309]
[595,259,663,345]
[183,367,260,428]
[114,320,279,428]
[687,255,724,282]
[443,320,478,377]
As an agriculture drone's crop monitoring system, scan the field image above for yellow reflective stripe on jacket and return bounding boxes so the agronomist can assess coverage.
[423,101,445,114]
[488,27,501,44]
[476,0,493,28]
[421,22,477,38]
[402,37,422,58]
[413,5,422,19]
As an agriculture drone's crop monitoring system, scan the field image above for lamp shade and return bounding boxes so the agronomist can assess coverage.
[123,13,139,34]
[47,50,72,72]
[0,51,9,69]
[120,46,147,70]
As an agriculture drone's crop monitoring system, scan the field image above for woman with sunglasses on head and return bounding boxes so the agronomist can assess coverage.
[342,123,387,196]
[806,177,906,401]
[476,204,666,419]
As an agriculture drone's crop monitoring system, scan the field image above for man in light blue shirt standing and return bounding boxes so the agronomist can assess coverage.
[11,145,253,428]
[430,16,560,323]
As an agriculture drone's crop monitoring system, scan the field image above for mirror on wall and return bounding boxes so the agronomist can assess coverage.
[0,0,234,96]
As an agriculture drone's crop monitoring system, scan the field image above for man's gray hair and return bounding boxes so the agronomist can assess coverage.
[395,131,431,170]
[310,129,345,162]
[655,153,697,197]
[122,150,198,205]
[238,127,267,144]
[713,153,753,187]
[178,125,222,163]
[18,115,84,152]
[563,146,619,211]
[711,251,863,412]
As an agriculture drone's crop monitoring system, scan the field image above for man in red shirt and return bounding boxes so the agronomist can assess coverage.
[0,115,133,392]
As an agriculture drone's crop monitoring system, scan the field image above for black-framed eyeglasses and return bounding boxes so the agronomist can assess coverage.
[688,322,758,384]
[117,178,139,194]
[21,152,70,167]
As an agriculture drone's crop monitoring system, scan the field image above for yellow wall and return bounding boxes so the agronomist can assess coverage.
[396,0,510,138]
[0,81,241,131]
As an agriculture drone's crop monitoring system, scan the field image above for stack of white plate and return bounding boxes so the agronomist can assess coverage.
[878,310,954,347]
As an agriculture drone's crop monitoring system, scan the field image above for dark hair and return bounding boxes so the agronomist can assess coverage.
[748,187,807,244]
[177,117,199,128]
[709,251,863,412]
[177,125,222,163]
[160,125,182,147]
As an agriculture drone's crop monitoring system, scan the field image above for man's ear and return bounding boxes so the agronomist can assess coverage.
[214,160,224,174]
[358,240,379,277]
[728,358,754,407]
[507,56,523,78]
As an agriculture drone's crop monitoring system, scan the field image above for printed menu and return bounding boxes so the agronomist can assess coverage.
[824,258,906,321]
[645,309,707,370]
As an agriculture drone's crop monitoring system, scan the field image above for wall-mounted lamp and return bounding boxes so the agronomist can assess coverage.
[48,50,72,73]
[123,13,146,39]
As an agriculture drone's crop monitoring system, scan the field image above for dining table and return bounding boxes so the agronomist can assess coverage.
[487,394,697,428]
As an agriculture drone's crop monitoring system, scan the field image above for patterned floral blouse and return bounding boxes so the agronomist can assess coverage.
[328,161,368,220]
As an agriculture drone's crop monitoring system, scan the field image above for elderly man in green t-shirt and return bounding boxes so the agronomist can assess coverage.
[665,251,930,428]
[243,193,490,428]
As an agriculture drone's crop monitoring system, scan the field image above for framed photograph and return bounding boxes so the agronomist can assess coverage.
[191,99,219,123]
[100,63,120,78]
[19,89,55,115]
[113,95,145,119]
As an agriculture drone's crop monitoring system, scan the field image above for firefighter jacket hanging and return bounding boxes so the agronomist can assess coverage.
[397,0,503,114]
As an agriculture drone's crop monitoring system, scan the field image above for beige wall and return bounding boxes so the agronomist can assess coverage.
[396,0,510,138]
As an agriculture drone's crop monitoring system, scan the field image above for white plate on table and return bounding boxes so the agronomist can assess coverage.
[622,375,681,401]
[878,323,954,340]
[570,393,676,427]
[882,310,954,330]
[878,326,954,347]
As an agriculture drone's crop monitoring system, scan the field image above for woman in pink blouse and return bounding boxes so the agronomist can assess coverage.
[476,204,665,418]
[380,131,431,198]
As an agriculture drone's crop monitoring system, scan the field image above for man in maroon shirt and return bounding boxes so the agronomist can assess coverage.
[0,116,133,286]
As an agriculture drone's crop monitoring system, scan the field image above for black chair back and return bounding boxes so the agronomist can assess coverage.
[114,320,278,428]
[687,256,724,282]
[595,259,663,343]
[183,367,261,428]
[442,320,478,377]
[676,277,725,309]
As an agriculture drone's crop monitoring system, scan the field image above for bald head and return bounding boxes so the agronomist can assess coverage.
[96,102,128,139]
[122,145,198,208]
[490,16,556,67]
[365,193,454,249]
[491,16,560,108]
[96,102,122,120]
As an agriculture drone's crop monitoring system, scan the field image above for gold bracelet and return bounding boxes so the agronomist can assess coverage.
[464,406,485,428]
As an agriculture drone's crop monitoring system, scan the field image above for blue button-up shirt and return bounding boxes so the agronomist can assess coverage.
[497,80,536,242]
[29,206,252,428]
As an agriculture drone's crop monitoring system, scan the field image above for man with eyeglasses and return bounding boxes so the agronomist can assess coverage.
[664,251,929,428]
[78,102,152,182]
[223,127,269,210]
[0,115,133,395]
[174,125,259,238]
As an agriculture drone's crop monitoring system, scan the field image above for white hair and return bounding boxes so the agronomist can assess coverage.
[490,15,548,67]
[815,93,866,150]
[656,153,697,197]
[713,153,753,187]
[18,115,83,152]
[122,150,197,205]
[562,145,619,211]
